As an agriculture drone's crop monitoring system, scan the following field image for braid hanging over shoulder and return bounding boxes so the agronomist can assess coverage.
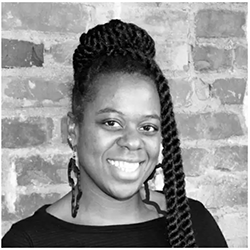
[159,74,196,247]
[72,19,197,247]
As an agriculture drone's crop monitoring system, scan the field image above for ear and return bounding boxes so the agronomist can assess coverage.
[67,112,79,149]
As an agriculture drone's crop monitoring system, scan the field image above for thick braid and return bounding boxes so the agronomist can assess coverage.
[157,70,196,247]
[173,138,196,245]
[141,58,196,247]
[72,19,197,247]
[164,88,196,246]
[156,70,183,246]
[131,55,183,245]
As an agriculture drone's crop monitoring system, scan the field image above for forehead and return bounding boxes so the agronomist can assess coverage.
[92,72,160,111]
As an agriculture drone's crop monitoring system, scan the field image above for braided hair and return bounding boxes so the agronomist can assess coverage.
[72,19,196,247]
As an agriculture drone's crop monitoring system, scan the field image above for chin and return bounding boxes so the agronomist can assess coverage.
[107,185,141,201]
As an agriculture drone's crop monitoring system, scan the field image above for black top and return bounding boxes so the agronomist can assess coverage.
[2,198,228,247]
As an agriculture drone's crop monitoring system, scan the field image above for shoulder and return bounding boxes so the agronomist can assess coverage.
[151,191,228,247]
[151,190,211,222]
[150,190,208,213]
[187,197,214,227]
[2,205,49,247]
[188,197,206,214]
[187,197,217,227]
[187,198,228,247]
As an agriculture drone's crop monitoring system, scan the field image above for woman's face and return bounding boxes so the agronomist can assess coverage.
[73,72,161,200]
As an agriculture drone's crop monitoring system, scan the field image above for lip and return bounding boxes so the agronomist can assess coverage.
[107,158,145,164]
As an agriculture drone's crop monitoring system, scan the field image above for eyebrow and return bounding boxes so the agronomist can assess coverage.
[96,107,161,121]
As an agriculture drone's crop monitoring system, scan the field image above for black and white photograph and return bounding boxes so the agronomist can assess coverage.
[1,2,248,247]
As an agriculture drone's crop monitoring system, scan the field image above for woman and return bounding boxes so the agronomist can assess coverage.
[2,19,228,247]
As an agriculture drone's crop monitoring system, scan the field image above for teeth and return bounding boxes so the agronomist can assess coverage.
[108,159,140,173]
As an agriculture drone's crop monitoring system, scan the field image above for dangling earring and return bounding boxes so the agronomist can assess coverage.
[144,163,162,188]
[143,163,167,217]
[144,163,161,201]
[68,145,82,218]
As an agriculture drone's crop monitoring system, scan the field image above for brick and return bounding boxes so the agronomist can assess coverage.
[90,3,115,26]
[193,45,232,72]
[2,221,13,237]
[49,40,79,65]
[3,76,71,102]
[211,78,247,104]
[196,10,246,38]
[226,237,247,248]
[2,3,91,33]
[182,148,210,177]
[2,117,53,148]
[168,78,193,107]
[156,42,189,71]
[2,195,19,221]
[16,193,61,218]
[2,39,44,68]
[120,3,189,39]
[15,155,69,186]
[176,113,243,140]
[213,146,247,172]
[218,212,247,240]
[194,78,210,101]
[1,153,18,217]
[188,176,247,208]
[235,46,248,69]
[56,169,69,184]
[61,116,68,143]
[1,152,10,189]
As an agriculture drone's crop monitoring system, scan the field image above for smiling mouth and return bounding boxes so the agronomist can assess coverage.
[107,159,143,173]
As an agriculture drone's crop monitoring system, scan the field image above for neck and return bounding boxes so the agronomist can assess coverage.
[74,171,152,225]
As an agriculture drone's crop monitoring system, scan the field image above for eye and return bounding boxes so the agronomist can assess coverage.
[139,125,159,133]
[103,120,122,128]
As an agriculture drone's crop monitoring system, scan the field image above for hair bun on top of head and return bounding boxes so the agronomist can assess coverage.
[73,19,156,73]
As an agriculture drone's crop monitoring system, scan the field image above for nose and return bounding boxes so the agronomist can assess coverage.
[117,127,143,151]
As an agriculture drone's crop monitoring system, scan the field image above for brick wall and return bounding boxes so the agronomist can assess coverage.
[1,2,248,247]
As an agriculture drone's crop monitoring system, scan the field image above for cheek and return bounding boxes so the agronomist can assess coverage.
[83,131,100,157]
[77,128,99,165]
[146,135,161,161]
[78,127,114,161]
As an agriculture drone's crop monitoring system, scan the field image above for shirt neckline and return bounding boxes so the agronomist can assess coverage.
[37,204,167,233]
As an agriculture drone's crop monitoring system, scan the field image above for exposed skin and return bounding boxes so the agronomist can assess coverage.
[47,72,166,225]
